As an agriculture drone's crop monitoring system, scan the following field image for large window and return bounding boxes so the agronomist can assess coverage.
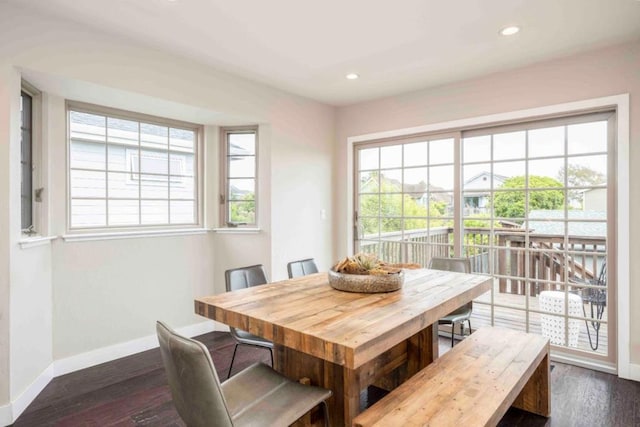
[221,127,257,227]
[67,103,201,230]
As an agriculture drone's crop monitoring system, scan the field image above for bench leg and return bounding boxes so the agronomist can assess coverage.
[512,351,551,417]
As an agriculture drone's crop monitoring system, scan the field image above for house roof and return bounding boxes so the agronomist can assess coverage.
[527,210,606,237]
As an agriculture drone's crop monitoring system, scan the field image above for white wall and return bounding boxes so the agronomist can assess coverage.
[335,41,640,367]
[0,2,334,423]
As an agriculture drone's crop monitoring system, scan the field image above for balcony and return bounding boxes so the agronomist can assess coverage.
[359,226,608,355]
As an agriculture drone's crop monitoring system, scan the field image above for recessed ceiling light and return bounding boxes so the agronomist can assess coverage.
[500,26,520,36]
[346,73,359,80]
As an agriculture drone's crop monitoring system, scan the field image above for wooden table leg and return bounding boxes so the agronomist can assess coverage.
[274,324,441,427]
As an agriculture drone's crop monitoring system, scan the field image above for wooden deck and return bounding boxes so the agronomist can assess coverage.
[466,279,609,356]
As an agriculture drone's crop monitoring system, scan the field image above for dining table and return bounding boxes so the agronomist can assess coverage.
[195,268,492,427]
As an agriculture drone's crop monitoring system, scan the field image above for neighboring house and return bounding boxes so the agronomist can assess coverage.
[463,172,507,215]
[584,188,607,211]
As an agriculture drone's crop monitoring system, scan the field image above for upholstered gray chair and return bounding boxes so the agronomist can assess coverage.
[287,258,319,279]
[429,257,473,347]
[156,321,332,427]
[225,264,274,378]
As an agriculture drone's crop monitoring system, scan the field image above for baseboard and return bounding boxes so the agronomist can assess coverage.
[625,363,640,382]
[10,364,54,423]
[0,402,12,427]
[550,353,617,375]
[53,320,216,377]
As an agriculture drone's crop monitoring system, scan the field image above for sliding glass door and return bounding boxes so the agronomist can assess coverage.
[353,111,615,368]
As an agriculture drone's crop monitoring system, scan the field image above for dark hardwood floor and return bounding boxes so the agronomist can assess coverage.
[11,331,640,427]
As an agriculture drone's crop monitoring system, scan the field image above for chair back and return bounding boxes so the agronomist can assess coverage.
[156,321,233,427]
[225,264,268,292]
[224,265,269,342]
[287,258,319,279]
[429,257,472,274]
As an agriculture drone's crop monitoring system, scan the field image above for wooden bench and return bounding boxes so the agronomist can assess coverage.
[352,326,550,427]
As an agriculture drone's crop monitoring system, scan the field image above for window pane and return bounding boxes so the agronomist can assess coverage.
[463,164,492,190]
[70,140,106,170]
[170,153,194,176]
[568,121,607,154]
[430,165,454,191]
[360,171,379,193]
[141,200,168,224]
[429,138,454,165]
[359,195,379,216]
[529,126,564,158]
[108,200,139,226]
[170,200,195,224]
[228,156,255,178]
[463,135,491,163]
[228,201,255,224]
[228,133,255,155]
[404,167,428,189]
[70,111,106,142]
[380,169,402,192]
[359,147,379,170]
[493,131,525,161]
[380,145,401,169]
[170,176,195,200]
[108,172,139,199]
[107,117,138,146]
[528,158,564,184]
[170,128,195,153]
[403,142,427,167]
[141,176,168,199]
[140,149,168,175]
[140,123,168,150]
[108,145,129,172]
[71,199,106,227]
[228,179,255,200]
[70,170,106,198]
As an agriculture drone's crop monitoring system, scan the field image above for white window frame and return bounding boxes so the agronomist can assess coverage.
[220,126,258,228]
[66,101,203,233]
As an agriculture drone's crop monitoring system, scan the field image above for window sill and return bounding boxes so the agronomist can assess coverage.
[210,227,261,234]
[19,235,57,249]
[62,228,208,243]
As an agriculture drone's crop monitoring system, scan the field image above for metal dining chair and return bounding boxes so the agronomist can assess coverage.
[429,257,473,347]
[225,264,274,378]
[156,321,332,427]
[287,258,319,279]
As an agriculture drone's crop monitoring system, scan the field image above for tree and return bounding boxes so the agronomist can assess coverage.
[359,179,446,235]
[557,164,606,208]
[493,176,564,219]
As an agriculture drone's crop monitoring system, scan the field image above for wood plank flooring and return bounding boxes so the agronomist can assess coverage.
[11,331,640,427]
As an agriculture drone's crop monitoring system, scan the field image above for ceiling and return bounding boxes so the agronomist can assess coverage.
[9,0,640,106]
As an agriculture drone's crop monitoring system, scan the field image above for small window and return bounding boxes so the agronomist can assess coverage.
[67,103,201,230]
[20,90,33,233]
[221,127,257,227]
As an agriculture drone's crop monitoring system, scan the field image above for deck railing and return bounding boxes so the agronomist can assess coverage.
[359,227,606,296]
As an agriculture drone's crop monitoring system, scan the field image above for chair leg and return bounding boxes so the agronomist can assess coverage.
[451,323,455,347]
[227,343,239,379]
[468,318,472,334]
[269,348,274,367]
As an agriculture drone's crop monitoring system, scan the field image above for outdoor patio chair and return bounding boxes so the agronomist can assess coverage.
[429,257,473,346]
[287,258,319,278]
[225,264,274,378]
[571,260,607,350]
[156,321,332,427]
